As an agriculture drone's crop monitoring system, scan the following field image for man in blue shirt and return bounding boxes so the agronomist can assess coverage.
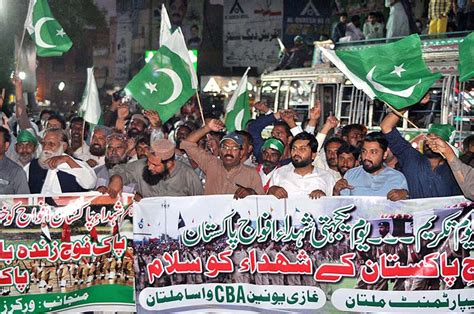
[333,132,408,201]
[380,111,462,199]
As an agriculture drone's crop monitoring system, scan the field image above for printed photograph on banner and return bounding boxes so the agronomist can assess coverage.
[165,0,204,49]
[133,195,473,313]
[0,193,134,313]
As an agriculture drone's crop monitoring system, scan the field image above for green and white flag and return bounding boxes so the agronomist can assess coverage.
[459,32,474,83]
[24,0,72,57]
[79,67,102,127]
[321,34,441,109]
[159,3,172,47]
[125,29,197,123]
[225,67,251,132]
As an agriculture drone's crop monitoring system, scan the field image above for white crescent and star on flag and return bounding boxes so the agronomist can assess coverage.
[144,68,183,105]
[366,63,421,98]
[34,17,67,48]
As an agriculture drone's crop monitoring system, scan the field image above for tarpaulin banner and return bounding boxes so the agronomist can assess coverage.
[134,195,474,313]
[0,192,135,313]
[223,0,283,70]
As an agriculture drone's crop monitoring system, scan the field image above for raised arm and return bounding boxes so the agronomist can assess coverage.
[13,76,33,131]
[380,111,404,134]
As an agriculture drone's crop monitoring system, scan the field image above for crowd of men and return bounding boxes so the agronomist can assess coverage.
[0,78,473,203]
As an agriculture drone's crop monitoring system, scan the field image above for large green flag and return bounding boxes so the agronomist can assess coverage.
[24,0,73,57]
[321,34,442,109]
[125,29,197,123]
[225,68,251,132]
[459,32,474,83]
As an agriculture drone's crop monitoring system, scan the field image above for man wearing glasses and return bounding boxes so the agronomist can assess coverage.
[180,119,264,198]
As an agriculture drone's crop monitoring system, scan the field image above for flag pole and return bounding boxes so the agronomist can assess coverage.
[195,91,206,125]
[15,27,28,75]
[384,102,447,159]
[385,102,422,130]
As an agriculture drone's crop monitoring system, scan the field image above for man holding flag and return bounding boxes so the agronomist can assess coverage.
[321,34,462,199]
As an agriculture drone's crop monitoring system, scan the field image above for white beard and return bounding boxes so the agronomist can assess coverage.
[38,145,65,170]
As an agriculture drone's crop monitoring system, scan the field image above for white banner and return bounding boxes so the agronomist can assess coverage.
[223,0,283,70]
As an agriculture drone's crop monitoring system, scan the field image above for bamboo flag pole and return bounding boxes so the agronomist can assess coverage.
[195,91,206,125]
[384,102,447,159]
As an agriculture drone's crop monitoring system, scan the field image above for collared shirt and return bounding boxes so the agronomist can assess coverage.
[0,157,30,194]
[384,128,461,199]
[181,140,264,195]
[340,165,408,196]
[111,159,203,198]
[429,0,451,19]
[72,142,92,162]
[269,163,336,196]
[40,154,97,194]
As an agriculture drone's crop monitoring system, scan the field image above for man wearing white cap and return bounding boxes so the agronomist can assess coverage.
[108,139,203,198]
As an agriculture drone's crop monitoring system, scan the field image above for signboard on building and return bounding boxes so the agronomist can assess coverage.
[282,0,332,46]
[223,0,283,70]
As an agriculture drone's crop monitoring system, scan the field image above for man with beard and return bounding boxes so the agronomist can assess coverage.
[0,127,30,194]
[85,126,110,168]
[257,138,284,192]
[108,139,203,198]
[68,116,91,161]
[135,136,150,160]
[94,133,133,192]
[174,124,193,164]
[323,137,344,172]
[381,112,461,198]
[267,132,335,199]
[336,143,359,177]
[28,128,97,194]
[127,114,148,139]
[341,124,365,149]
[181,119,264,197]
[14,130,38,176]
[333,132,408,201]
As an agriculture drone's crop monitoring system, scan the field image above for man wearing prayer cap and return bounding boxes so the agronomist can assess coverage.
[109,139,203,199]
[257,138,284,192]
[381,112,461,198]
[14,129,38,176]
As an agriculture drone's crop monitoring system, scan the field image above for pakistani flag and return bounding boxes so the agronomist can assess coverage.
[459,32,474,83]
[321,34,441,109]
[225,67,251,132]
[79,68,102,128]
[159,3,173,47]
[125,29,197,123]
[24,0,72,57]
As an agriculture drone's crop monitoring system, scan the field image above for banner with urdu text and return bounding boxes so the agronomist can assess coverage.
[134,195,473,313]
[0,192,134,313]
